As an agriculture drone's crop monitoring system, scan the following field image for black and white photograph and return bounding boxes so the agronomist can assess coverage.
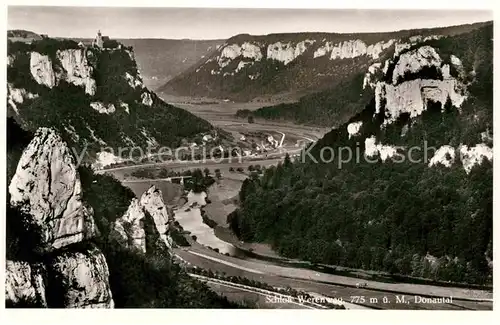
[2,1,495,319]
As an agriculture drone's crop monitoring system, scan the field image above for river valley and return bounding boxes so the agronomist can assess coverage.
[99,101,493,310]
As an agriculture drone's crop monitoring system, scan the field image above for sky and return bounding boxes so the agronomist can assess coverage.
[7,6,493,39]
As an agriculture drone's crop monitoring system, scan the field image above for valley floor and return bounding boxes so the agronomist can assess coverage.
[101,99,492,310]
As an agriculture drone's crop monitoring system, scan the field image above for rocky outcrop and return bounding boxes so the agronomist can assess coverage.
[164,22,489,101]
[313,39,395,60]
[109,186,174,252]
[110,199,147,253]
[6,250,114,309]
[30,52,56,88]
[364,136,400,161]
[140,186,172,249]
[29,49,97,95]
[426,143,492,173]
[125,72,143,89]
[141,92,153,106]
[213,39,317,72]
[218,42,263,68]
[5,261,47,307]
[6,128,114,308]
[429,145,456,168]
[347,121,363,139]
[374,46,467,126]
[362,136,491,173]
[391,46,442,84]
[459,144,493,173]
[235,61,253,73]
[48,247,114,308]
[7,83,38,113]
[394,35,442,57]
[120,101,130,114]
[325,39,395,60]
[90,102,116,114]
[375,78,466,126]
[56,49,97,95]
[267,40,315,65]
[363,62,382,89]
[9,128,96,251]
[203,35,447,75]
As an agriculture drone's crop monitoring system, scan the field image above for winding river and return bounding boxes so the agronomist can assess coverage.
[173,191,244,256]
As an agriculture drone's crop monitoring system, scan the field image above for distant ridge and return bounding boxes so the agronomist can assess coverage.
[160,21,490,102]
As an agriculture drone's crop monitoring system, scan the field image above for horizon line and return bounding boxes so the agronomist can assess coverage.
[7,17,492,41]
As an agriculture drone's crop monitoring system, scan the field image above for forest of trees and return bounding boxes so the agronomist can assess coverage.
[230,153,492,284]
[237,72,372,127]
[229,25,493,285]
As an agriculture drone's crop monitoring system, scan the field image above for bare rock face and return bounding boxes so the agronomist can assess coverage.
[459,144,493,174]
[48,246,114,308]
[7,127,115,308]
[30,52,56,88]
[141,92,153,106]
[140,186,172,249]
[391,46,442,85]
[110,199,147,253]
[218,42,263,68]
[9,128,96,251]
[90,102,116,114]
[266,40,315,65]
[109,187,174,253]
[7,54,15,66]
[7,83,38,113]
[125,72,143,89]
[56,49,97,95]
[5,261,47,307]
[374,45,467,126]
[29,49,97,95]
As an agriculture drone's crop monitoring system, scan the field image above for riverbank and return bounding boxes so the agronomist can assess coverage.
[198,176,493,299]
[201,178,286,260]
[172,191,243,256]
[118,168,492,304]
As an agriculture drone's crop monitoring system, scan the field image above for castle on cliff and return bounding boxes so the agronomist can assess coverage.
[92,30,109,48]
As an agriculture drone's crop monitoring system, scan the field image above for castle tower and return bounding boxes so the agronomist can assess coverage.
[93,30,103,48]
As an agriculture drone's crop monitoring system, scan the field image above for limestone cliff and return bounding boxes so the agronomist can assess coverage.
[6,128,114,308]
[162,21,489,101]
[343,37,492,173]
[110,185,174,252]
[110,199,147,253]
[7,37,213,163]
[140,186,173,249]
[47,247,114,308]
[5,261,47,307]
[9,128,96,251]
[29,50,96,95]
[373,46,467,126]
[7,84,38,114]
[56,49,96,95]
[30,52,56,88]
